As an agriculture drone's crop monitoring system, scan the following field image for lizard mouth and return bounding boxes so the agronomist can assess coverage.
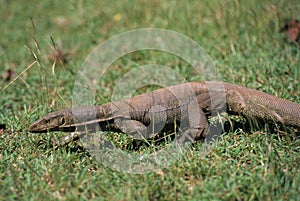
[28,111,71,133]
[28,117,76,133]
[28,122,71,133]
[28,121,47,133]
[28,119,54,133]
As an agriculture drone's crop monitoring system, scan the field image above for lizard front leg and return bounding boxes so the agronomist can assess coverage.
[114,117,151,139]
[176,109,210,145]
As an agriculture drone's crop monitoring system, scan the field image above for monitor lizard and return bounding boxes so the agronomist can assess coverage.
[29,81,300,143]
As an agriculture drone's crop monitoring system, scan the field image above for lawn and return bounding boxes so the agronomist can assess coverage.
[0,0,300,200]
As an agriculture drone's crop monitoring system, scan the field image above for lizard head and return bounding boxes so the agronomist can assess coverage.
[28,110,73,133]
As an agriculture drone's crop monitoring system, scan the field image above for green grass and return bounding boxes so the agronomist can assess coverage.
[1,0,300,200]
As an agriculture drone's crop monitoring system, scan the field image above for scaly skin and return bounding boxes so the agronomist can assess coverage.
[29,82,300,140]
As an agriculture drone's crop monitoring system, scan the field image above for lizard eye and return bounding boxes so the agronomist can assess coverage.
[60,117,65,125]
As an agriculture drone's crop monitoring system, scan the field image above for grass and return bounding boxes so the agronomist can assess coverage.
[1,0,300,200]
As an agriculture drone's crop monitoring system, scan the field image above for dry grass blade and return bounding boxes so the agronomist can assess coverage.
[0,61,37,94]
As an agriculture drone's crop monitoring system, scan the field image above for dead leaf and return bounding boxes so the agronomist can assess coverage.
[0,124,6,135]
[52,16,72,28]
[3,69,16,81]
[256,76,264,84]
[48,47,69,65]
[281,19,300,43]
